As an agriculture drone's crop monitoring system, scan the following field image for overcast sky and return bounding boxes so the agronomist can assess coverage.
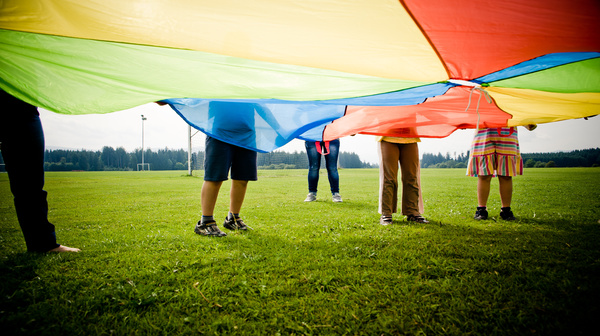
[39,103,600,165]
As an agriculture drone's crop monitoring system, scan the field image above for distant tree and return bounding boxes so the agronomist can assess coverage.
[77,153,89,171]
[545,161,556,168]
[525,159,536,168]
[339,152,364,168]
[115,147,128,169]
[101,146,116,167]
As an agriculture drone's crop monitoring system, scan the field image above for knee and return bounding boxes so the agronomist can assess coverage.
[233,179,248,186]
[308,164,320,171]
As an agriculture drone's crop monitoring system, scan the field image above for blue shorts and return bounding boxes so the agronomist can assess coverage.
[204,136,258,182]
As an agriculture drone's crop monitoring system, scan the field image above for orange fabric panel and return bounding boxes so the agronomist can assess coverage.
[323,87,511,140]
[404,0,600,79]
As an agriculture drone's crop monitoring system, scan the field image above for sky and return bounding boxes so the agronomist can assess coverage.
[39,103,600,165]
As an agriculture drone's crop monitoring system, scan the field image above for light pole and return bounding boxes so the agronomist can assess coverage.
[141,114,147,171]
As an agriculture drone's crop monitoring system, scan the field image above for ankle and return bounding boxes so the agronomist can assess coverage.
[201,215,214,223]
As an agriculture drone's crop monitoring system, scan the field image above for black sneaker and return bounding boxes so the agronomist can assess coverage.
[500,209,516,221]
[474,208,488,220]
[194,221,227,237]
[223,216,249,231]
[407,214,429,223]
[380,215,393,226]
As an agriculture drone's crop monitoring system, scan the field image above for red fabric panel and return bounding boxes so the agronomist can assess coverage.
[403,0,600,79]
[322,86,511,140]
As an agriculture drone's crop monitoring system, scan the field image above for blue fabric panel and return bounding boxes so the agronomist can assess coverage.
[477,52,600,83]
[318,83,450,106]
[167,99,345,152]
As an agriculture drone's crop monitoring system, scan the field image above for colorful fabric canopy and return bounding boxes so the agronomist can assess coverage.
[1,0,598,152]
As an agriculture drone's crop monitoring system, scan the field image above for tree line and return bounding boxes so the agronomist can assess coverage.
[0,146,374,172]
[1,147,596,172]
[421,148,600,168]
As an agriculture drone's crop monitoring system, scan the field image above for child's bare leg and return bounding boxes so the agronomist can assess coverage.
[477,175,493,207]
[201,180,223,217]
[498,176,513,208]
[230,179,248,214]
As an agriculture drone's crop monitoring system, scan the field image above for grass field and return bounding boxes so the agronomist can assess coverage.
[1,168,599,335]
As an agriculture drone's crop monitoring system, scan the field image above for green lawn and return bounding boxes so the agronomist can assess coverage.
[1,168,599,335]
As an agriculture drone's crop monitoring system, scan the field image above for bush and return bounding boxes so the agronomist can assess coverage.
[525,159,536,168]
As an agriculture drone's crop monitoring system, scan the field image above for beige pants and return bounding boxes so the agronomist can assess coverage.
[378,141,424,216]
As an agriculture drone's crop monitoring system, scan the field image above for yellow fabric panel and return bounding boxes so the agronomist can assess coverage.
[0,0,446,81]
[488,87,600,126]
[377,136,421,144]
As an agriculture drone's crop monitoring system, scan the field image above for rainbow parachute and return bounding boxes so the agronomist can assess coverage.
[1,0,599,152]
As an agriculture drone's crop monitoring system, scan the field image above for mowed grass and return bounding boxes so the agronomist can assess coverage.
[0,168,599,335]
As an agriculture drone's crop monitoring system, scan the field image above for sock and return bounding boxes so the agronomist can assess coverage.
[228,212,240,220]
[501,207,511,212]
[201,215,214,223]
[477,206,487,211]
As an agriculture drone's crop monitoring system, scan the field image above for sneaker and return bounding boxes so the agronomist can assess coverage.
[474,208,488,220]
[223,216,249,231]
[194,221,227,237]
[407,214,429,223]
[500,209,516,221]
[380,215,393,226]
[304,192,317,202]
[332,192,343,202]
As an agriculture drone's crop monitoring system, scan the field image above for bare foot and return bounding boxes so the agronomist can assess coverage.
[48,245,81,253]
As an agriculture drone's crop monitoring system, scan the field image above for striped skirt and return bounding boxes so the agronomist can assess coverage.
[466,127,523,177]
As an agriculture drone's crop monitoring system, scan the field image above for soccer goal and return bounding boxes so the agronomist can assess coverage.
[137,163,150,171]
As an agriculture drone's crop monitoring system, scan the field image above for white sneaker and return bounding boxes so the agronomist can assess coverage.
[304,192,317,202]
[332,192,342,202]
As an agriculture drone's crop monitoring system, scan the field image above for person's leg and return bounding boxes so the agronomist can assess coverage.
[229,179,249,214]
[498,175,516,220]
[222,179,250,230]
[200,180,224,217]
[201,137,231,218]
[498,176,513,207]
[196,180,227,236]
[225,144,257,230]
[196,136,230,236]
[398,142,425,217]
[474,175,493,220]
[324,139,340,194]
[378,141,400,217]
[305,141,321,194]
[477,175,493,207]
[1,114,62,252]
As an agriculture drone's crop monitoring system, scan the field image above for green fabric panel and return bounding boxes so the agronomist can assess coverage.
[0,29,422,114]
[491,58,600,93]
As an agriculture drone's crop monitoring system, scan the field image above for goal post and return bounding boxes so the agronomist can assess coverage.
[188,125,205,176]
[188,126,192,175]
